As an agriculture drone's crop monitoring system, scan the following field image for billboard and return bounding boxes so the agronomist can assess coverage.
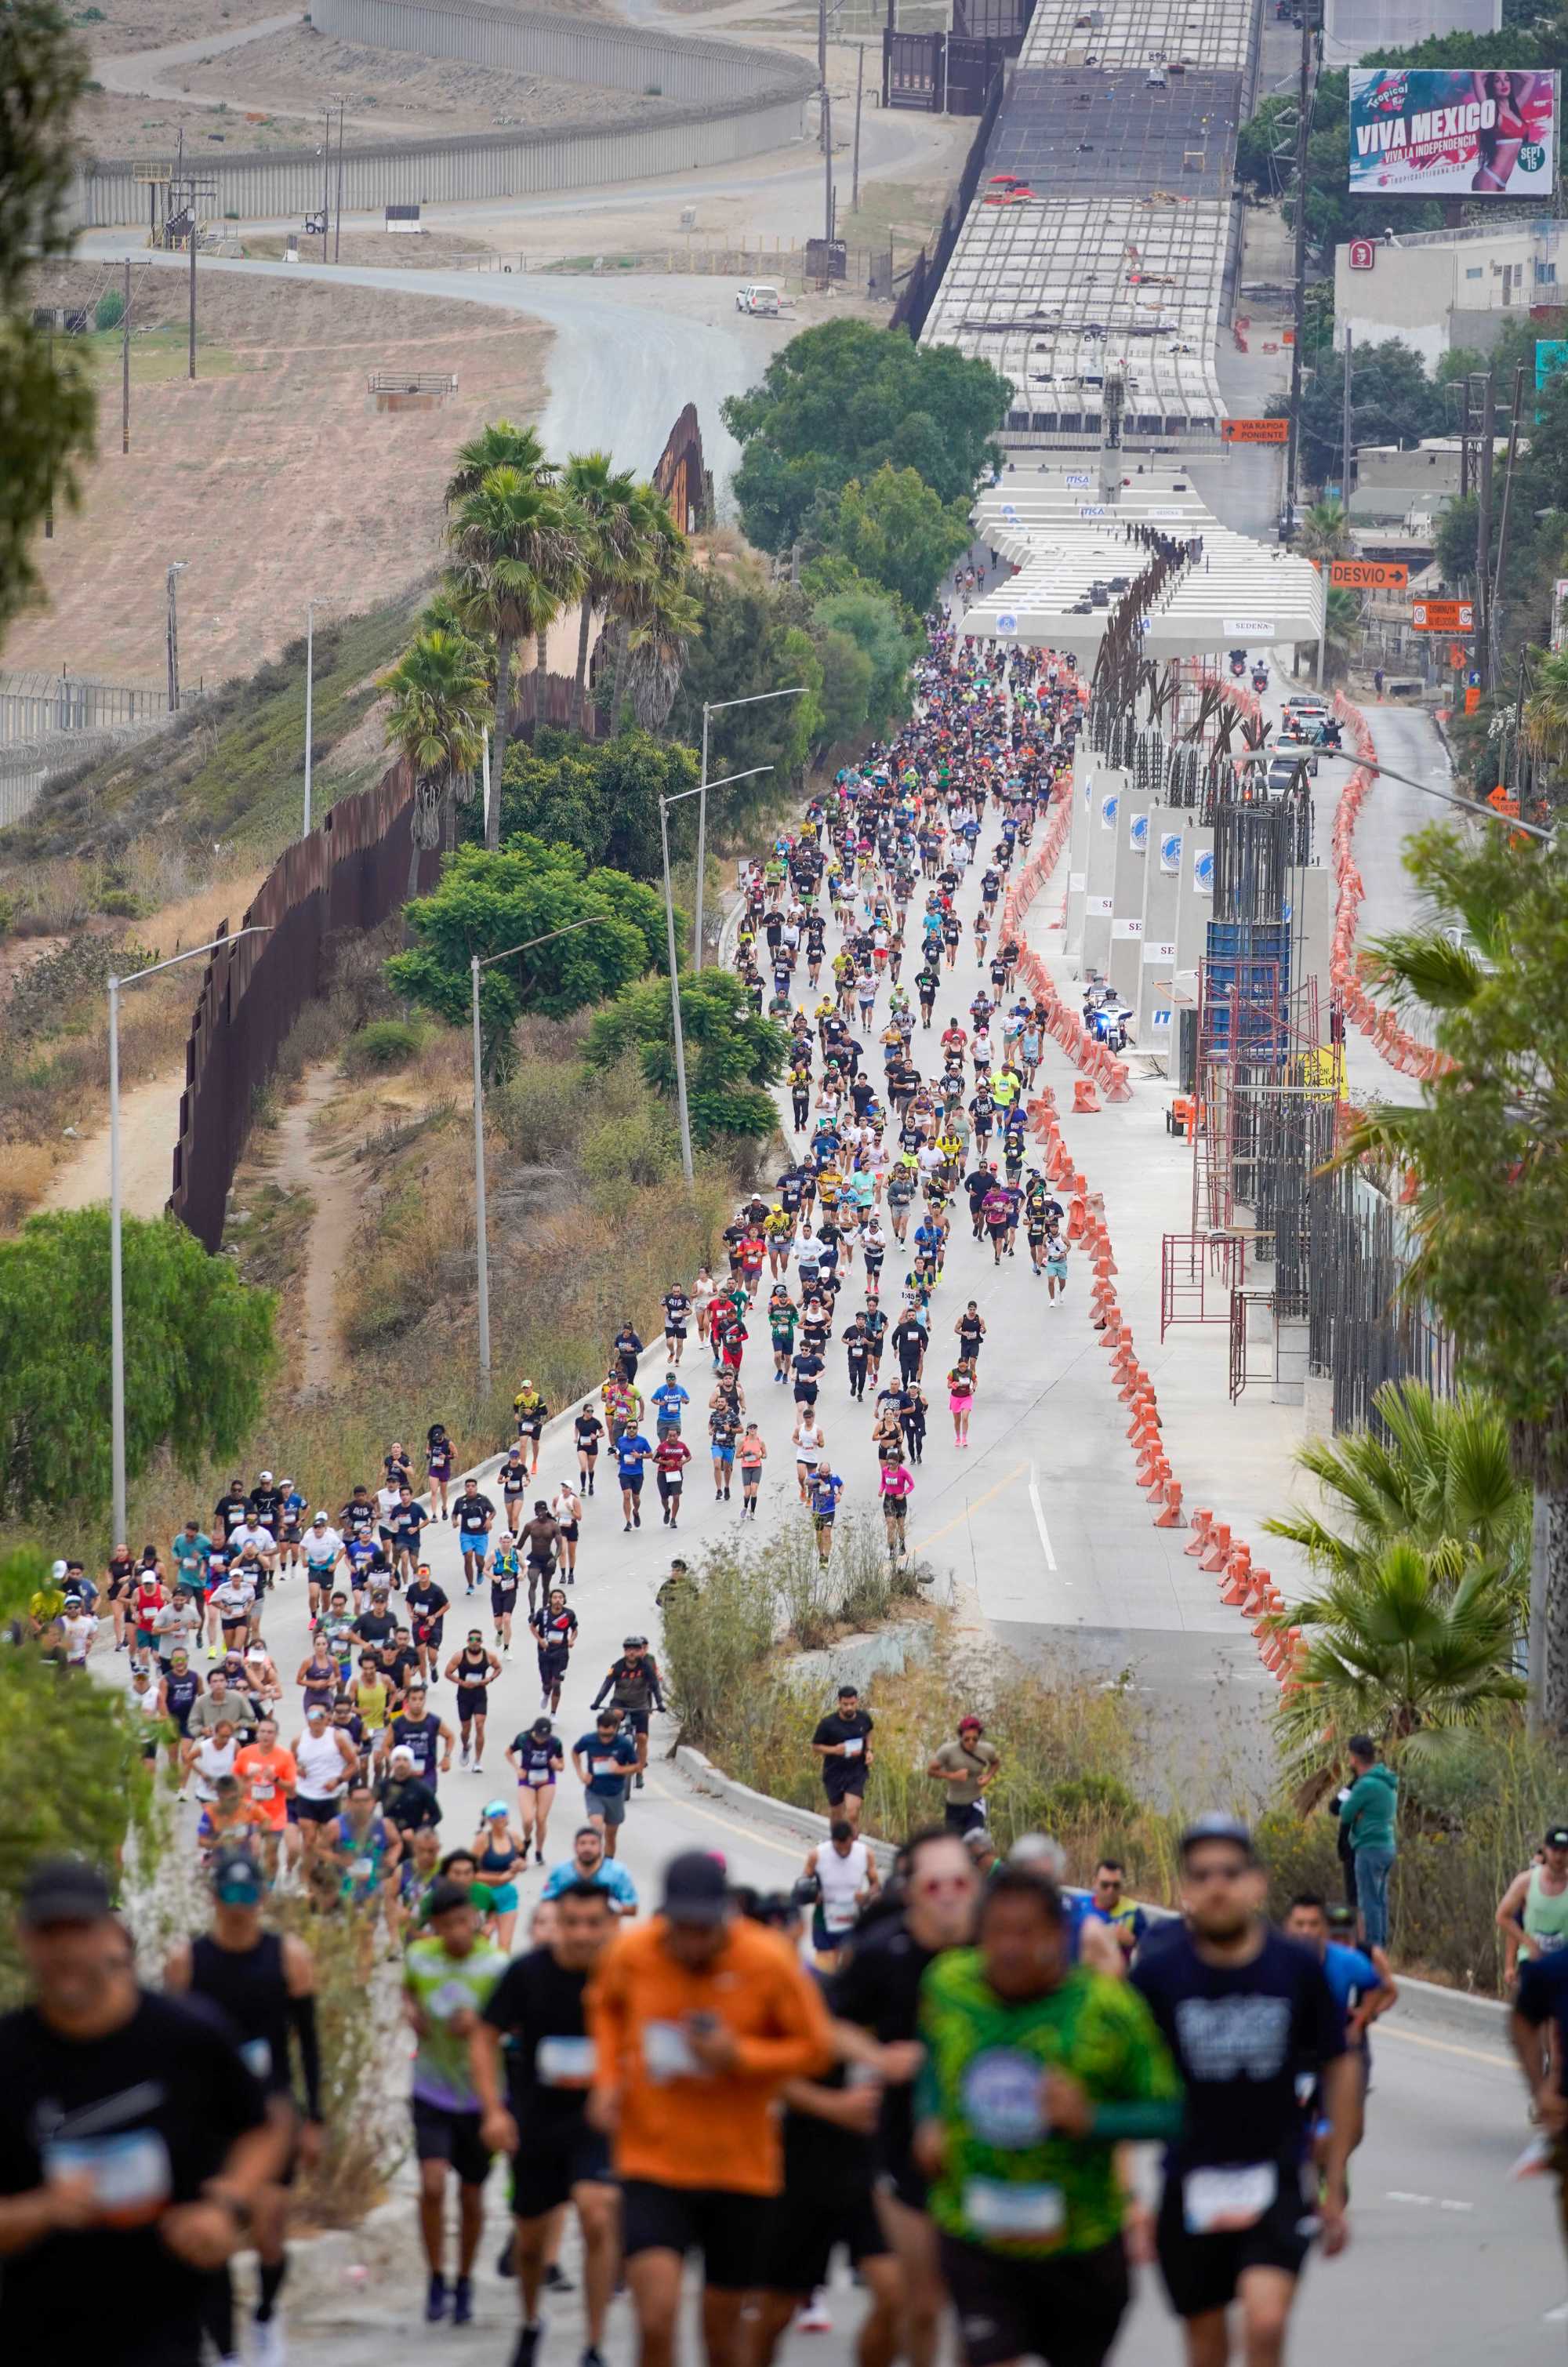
[1348,68,1556,198]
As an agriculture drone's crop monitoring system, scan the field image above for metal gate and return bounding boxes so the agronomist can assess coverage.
[884,27,944,109]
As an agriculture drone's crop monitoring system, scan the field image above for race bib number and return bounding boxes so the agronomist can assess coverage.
[526,1768,551,1788]
[1183,2163,1278,2234]
[840,1737,863,1758]
[536,2035,596,2087]
[251,1780,274,1801]
[432,1980,477,2022]
[45,2131,173,2226]
[643,2020,702,2080]
[590,1758,623,1779]
[963,2178,1063,2239]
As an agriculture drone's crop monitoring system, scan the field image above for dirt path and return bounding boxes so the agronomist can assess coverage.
[40,1062,185,1220]
[269,1063,361,1400]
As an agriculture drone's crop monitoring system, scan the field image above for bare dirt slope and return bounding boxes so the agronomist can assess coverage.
[82,0,611,56]
[9,268,550,687]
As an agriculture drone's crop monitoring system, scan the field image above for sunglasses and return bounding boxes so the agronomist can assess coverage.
[913,1875,975,1897]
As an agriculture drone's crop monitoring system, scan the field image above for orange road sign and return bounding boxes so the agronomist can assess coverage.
[1410,599,1474,633]
[1329,559,1409,590]
[1221,417,1290,444]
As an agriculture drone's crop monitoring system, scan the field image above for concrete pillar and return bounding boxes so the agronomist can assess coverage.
[1064,757,1094,960]
[1080,768,1125,982]
[1136,808,1185,1047]
[1272,1312,1308,1407]
[1107,800,1149,1007]
[1170,820,1215,1048]
[1286,864,1333,1041]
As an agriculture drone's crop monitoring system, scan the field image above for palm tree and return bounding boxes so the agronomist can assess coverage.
[446,467,586,848]
[562,452,644,728]
[1315,586,1360,684]
[445,419,552,507]
[1267,1381,1530,1589]
[383,627,488,896]
[1524,647,1568,773]
[1272,1540,1526,1778]
[606,488,691,725]
[623,555,702,732]
[1299,499,1352,565]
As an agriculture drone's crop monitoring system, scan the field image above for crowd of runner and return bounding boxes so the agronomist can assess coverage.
[4,622,1560,2367]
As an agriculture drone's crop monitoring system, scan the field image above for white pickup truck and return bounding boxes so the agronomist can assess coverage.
[735,282,781,315]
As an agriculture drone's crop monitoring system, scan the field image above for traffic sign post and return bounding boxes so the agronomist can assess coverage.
[1410,599,1475,633]
[1328,558,1408,590]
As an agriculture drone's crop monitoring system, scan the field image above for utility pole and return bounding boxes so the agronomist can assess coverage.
[188,203,197,380]
[121,256,131,455]
[823,85,833,240]
[303,598,317,837]
[852,44,865,210]
[1281,4,1312,543]
[166,561,187,713]
[1340,322,1352,507]
[322,110,332,262]
[1490,361,1526,695]
[818,0,828,143]
[334,100,346,263]
[1475,365,1495,695]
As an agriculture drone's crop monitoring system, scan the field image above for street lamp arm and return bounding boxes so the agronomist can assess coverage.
[472,917,611,973]
[663,764,774,809]
[1239,747,1552,842]
[113,924,271,990]
[704,687,811,715]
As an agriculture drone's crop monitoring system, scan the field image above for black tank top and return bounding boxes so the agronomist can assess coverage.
[459,1646,488,1684]
[189,1930,292,2097]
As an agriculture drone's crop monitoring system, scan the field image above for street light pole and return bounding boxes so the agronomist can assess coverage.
[303,598,317,837]
[166,561,187,714]
[692,687,808,967]
[469,918,610,1378]
[1238,746,1554,840]
[664,764,774,1188]
[109,927,270,1541]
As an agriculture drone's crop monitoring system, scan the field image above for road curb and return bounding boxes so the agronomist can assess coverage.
[674,1743,898,1868]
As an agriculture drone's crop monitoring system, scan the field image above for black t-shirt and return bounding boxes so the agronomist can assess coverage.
[456,1493,495,1537]
[212,1492,249,1537]
[1131,1927,1344,2170]
[812,1708,873,1799]
[0,1991,267,2350]
[405,1580,448,1630]
[354,1608,396,1647]
[830,1918,937,2173]
[249,1486,282,1530]
[482,1947,595,2133]
[388,1501,428,1545]
[575,1414,604,1452]
[792,1352,825,1399]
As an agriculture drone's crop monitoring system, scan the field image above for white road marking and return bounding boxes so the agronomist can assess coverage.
[1543,2303,1568,2323]
[1027,1462,1058,1570]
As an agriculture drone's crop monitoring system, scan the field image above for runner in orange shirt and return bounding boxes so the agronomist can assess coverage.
[233,1714,299,1879]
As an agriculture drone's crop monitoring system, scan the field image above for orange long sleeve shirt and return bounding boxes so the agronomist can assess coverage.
[586,1914,833,2193]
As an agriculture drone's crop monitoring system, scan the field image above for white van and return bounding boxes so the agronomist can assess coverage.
[735,283,781,315]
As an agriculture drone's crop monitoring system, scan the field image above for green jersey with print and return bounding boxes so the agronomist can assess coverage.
[917,1949,1180,2256]
[404,1934,505,2111]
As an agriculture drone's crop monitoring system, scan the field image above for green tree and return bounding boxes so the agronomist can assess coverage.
[1318,586,1362,682]
[561,451,644,728]
[489,727,697,880]
[1298,500,1352,565]
[446,467,586,850]
[623,565,702,733]
[0,1211,276,1519]
[0,0,97,644]
[823,463,973,615]
[387,835,662,1070]
[809,625,873,752]
[586,968,786,1145]
[382,625,488,893]
[0,1546,155,2006]
[1347,824,1568,1733]
[1273,339,1446,489]
[445,417,551,505]
[667,570,821,796]
[724,319,1010,552]
[1525,646,1568,773]
[811,585,917,736]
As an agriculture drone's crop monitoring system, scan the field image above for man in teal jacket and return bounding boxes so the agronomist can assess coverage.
[1343,1736,1399,1950]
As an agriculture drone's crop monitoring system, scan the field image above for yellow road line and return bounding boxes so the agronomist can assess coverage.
[1379,2024,1512,2071]
[644,1775,806,1862]
[911,1460,1029,1556]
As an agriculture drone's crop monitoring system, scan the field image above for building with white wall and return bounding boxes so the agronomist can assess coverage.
[1323,0,1499,67]
[1334,220,1567,372]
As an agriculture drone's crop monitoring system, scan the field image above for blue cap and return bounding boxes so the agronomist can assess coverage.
[212,1850,264,1908]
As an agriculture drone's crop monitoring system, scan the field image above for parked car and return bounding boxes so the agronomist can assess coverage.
[735,282,781,315]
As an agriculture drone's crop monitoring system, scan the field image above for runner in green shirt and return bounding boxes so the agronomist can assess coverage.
[914,1866,1181,2367]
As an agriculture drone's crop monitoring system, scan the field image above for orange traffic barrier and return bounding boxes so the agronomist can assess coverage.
[1067,1196,1087,1240]
[1184,1507,1214,1558]
[1073,1078,1100,1113]
[1153,1480,1185,1528]
[1200,1521,1232,1574]
[1105,1062,1132,1103]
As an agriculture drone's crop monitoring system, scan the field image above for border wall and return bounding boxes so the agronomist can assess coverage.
[69,0,815,226]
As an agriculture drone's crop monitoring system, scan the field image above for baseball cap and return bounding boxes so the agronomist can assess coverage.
[20,1858,112,1927]
[212,1850,264,1908]
[49,1559,67,1581]
[483,1799,509,1820]
[661,1850,729,1926]
[1546,1827,1568,1850]
[958,1714,983,1734]
[1178,1813,1256,1863]
[390,1745,416,1766]
[312,1512,328,1526]
[530,1717,554,1737]
[259,1471,274,1483]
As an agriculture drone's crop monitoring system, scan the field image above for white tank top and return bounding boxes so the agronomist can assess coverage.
[816,1841,870,1934]
[296,1727,347,1800]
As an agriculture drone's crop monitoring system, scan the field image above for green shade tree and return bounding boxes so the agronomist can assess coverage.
[724,320,1010,552]
[446,468,586,850]
[0,1211,276,1519]
[667,572,822,795]
[1346,823,1568,1733]
[1272,339,1448,488]
[824,463,974,615]
[0,0,97,644]
[0,1546,156,2007]
[387,834,664,1071]
[586,969,787,1144]
[811,586,916,735]
[489,727,697,879]
[809,626,873,753]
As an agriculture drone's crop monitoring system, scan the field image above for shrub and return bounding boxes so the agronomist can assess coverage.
[341,1018,423,1075]
[94,289,125,332]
